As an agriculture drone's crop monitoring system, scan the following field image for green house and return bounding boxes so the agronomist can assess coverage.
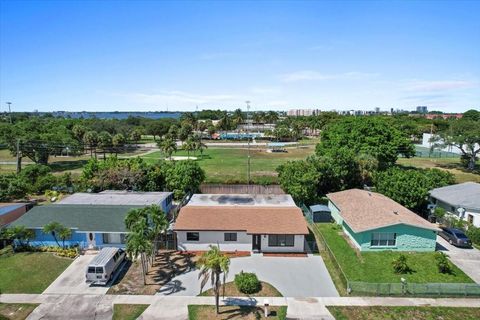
[326,189,439,252]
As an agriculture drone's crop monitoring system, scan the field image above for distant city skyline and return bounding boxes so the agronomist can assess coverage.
[1,1,479,113]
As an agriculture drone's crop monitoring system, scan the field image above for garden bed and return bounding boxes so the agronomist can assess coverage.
[188,305,287,320]
[198,281,282,297]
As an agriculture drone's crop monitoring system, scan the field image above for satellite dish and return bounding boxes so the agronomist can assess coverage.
[427,204,436,210]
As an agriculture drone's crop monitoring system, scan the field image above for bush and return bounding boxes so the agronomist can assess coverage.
[392,254,410,274]
[435,252,452,274]
[234,271,261,294]
[466,225,480,246]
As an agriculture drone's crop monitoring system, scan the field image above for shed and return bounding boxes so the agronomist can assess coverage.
[309,204,332,222]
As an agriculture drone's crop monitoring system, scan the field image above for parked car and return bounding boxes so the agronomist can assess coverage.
[85,247,126,285]
[439,227,472,248]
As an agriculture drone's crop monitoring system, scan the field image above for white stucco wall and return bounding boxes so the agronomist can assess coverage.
[434,199,480,227]
[260,235,305,253]
[176,231,252,251]
[176,231,306,252]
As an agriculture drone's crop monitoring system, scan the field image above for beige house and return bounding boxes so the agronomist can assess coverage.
[174,194,309,253]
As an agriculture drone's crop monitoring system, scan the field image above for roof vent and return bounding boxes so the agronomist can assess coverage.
[393,211,398,215]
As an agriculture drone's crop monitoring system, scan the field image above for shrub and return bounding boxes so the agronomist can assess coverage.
[392,254,410,274]
[434,207,446,219]
[234,271,261,294]
[435,252,452,274]
[466,225,480,246]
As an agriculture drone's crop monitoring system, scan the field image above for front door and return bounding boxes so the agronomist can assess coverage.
[87,232,96,249]
[252,235,261,252]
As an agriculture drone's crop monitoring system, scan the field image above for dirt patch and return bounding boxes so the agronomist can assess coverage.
[199,281,282,297]
[107,250,198,295]
[262,253,307,257]
[0,303,39,320]
[188,305,287,320]
[181,251,251,259]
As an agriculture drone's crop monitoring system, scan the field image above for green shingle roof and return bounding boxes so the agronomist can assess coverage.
[11,204,143,232]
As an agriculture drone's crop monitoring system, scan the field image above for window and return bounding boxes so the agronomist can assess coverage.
[95,267,103,274]
[268,234,294,247]
[186,232,199,241]
[102,233,125,244]
[224,233,237,241]
[87,267,95,274]
[468,214,474,224]
[371,233,396,247]
[120,233,126,244]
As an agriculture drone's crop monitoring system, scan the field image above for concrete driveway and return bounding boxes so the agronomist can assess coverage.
[437,236,480,284]
[158,254,339,297]
[43,255,110,295]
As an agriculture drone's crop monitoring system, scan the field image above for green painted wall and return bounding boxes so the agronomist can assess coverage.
[327,200,437,252]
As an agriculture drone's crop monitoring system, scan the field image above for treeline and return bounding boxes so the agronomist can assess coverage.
[276,116,466,216]
[0,156,205,202]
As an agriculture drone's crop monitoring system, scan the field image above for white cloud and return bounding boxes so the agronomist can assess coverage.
[405,80,477,92]
[280,70,379,82]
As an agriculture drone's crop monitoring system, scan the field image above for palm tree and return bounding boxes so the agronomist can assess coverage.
[98,131,112,159]
[125,231,152,285]
[58,227,72,249]
[196,139,207,159]
[112,133,126,155]
[43,221,63,247]
[158,138,177,160]
[198,245,230,314]
[83,131,99,158]
[183,137,195,158]
[147,205,168,264]
[232,108,244,132]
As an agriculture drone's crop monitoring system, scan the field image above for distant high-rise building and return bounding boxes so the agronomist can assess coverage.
[374,107,380,113]
[416,106,428,113]
[287,109,321,117]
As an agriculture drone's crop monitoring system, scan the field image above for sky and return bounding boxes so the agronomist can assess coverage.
[0,0,479,113]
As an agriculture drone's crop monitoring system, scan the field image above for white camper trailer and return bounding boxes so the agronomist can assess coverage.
[85,247,125,285]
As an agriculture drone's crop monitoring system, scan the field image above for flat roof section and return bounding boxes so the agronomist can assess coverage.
[57,191,172,206]
[187,194,296,207]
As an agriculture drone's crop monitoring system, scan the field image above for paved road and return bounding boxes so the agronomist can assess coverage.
[437,236,480,284]
[158,254,339,297]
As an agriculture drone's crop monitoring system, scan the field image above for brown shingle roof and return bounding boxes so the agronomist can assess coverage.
[174,206,309,235]
[327,189,439,233]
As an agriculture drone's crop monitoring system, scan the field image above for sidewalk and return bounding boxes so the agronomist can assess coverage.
[2,294,480,319]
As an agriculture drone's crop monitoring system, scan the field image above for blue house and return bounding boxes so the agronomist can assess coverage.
[11,191,173,249]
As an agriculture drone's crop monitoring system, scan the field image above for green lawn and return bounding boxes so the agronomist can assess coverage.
[327,306,480,320]
[112,304,149,320]
[141,146,314,184]
[0,249,73,293]
[315,223,473,284]
[188,305,287,320]
[398,157,480,183]
[0,303,39,320]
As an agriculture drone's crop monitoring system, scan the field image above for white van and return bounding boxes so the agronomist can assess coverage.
[85,247,126,285]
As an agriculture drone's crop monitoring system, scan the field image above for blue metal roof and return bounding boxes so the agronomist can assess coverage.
[0,204,25,216]
[268,142,286,147]
[309,204,331,213]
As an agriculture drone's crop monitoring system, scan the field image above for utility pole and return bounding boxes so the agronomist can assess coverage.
[6,102,12,124]
[246,101,251,189]
[16,139,22,173]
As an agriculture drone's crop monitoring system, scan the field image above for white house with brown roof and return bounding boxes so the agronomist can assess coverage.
[327,189,439,252]
[173,194,309,253]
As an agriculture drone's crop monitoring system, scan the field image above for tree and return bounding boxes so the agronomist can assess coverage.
[125,231,152,285]
[434,119,480,170]
[158,138,177,160]
[195,136,208,158]
[72,124,87,142]
[98,131,112,159]
[130,129,143,145]
[198,245,230,314]
[112,133,126,155]
[43,221,69,248]
[373,167,455,213]
[207,125,216,137]
[165,161,205,199]
[4,225,35,250]
[463,109,480,121]
[218,112,232,131]
[277,160,320,204]
[232,108,244,129]
[0,174,28,201]
[183,137,195,158]
[316,117,414,169]
[58,227,72,249]
[265,111,279,124]
[83,130,99,158]
[178,123,193,142]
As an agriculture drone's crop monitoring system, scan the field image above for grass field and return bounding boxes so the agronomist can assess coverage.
[112,304,149,320]
[398,157,480,183]
[0,303,39,320]
[188,305,287,320]
[198,281,282,297]
[315,223,473,284]
[0,248,73,293]
[327,306,480,320]
[142,146,315,184]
